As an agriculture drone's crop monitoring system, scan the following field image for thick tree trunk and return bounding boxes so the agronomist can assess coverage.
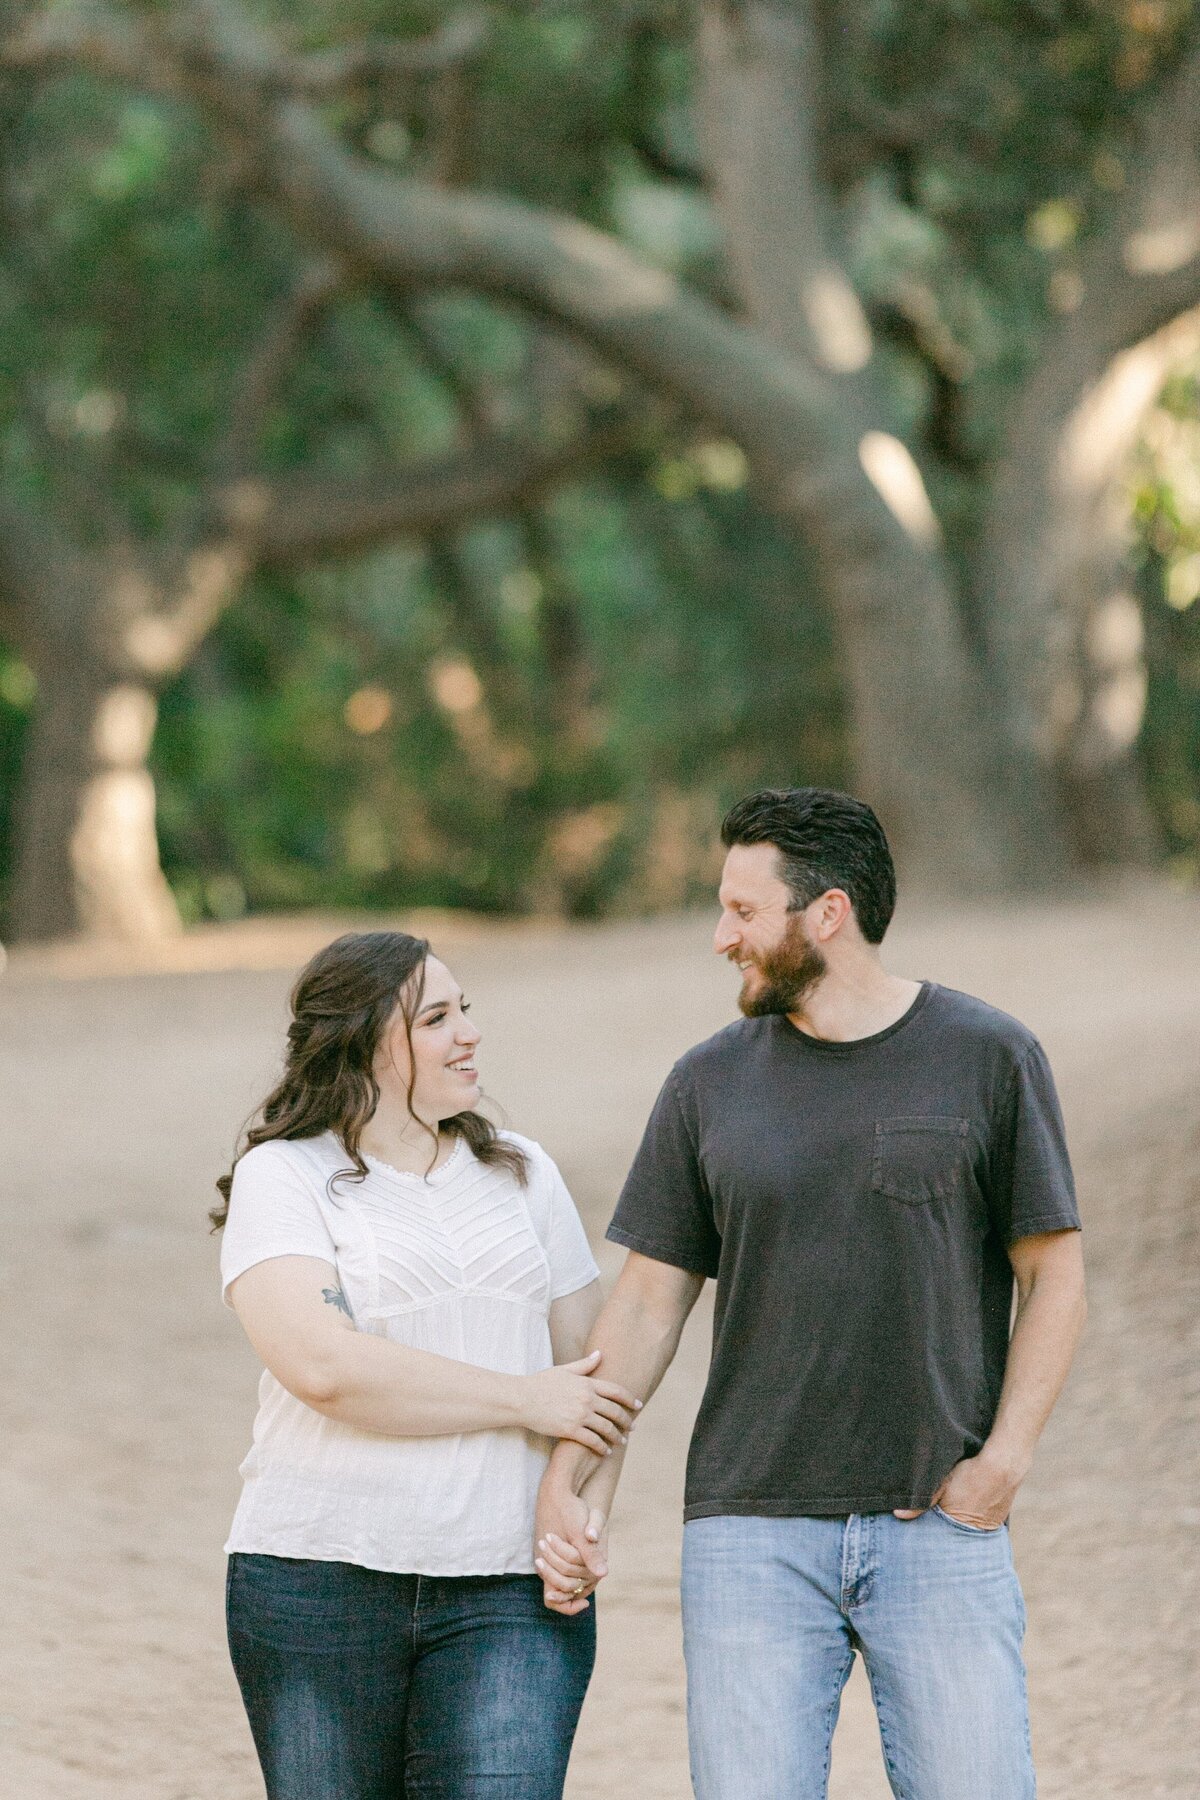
[977,36,1200,866]
[980,310,1200,868]
[0,405,625,943]
[9,662,180,942]
[696,0,1035,890]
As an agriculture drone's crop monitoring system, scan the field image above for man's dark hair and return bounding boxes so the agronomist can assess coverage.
[720,787,897,944]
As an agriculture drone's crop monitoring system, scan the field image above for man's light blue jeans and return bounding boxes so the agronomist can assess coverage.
[681,1510,1035,1800]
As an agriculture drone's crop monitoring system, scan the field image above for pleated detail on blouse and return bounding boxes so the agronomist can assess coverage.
[220,1128,600,1575]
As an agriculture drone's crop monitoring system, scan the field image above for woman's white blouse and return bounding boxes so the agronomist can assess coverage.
[220,1130,600,1576]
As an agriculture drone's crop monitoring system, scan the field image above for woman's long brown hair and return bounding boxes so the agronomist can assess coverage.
[211,930,527,1228]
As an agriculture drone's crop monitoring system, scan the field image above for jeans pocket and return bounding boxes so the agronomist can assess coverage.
[227,1554,388,1653]
[872,1117,971,1205]
[932,1504,1004,1536]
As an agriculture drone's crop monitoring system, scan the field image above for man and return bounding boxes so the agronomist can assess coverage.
[534,787,1085,1800]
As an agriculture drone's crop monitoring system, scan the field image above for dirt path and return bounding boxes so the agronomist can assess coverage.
[3,888,1197,1798]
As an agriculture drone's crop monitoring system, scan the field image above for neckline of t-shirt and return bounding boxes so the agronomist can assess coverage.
[777,979,934,1055]
[356,1133,470,1186]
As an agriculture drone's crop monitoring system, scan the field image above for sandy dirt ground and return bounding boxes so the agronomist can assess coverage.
[3,886,1198,1799]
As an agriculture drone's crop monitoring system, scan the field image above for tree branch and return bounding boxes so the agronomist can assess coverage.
[2,3,488,94]
[286,9,488,96]
[234,416,634,565]
[6,3,913,546]
[392,297,496,437]
[1004,30,1200,442]
[217,258,343,476]
[696,0,870,374]
[116,409,635,679]
[2,4,148,83]
[3,4,840,486]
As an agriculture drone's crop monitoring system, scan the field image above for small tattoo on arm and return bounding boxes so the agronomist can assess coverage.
[322,1286,354,1321]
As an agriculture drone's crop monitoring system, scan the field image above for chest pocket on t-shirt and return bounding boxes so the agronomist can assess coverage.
[872,1116,971,1205]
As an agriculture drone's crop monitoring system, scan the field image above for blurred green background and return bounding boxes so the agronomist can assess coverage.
[2,0,1198,941]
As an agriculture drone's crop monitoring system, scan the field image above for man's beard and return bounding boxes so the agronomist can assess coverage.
[736,913,827,1018]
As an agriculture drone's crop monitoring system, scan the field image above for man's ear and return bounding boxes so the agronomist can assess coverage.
[811,888,854,941]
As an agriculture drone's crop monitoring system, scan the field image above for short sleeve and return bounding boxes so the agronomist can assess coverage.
[989,1039,1081,1243]
[524,1144,600,1300]
[220,1141,338,1304]
[606,1067,721,1278]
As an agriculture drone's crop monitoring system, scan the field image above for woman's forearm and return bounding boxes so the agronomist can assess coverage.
[298,1331,527,1437]
[233,1262,635,1446]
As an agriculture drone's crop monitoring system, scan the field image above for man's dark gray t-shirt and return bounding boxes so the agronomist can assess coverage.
[607,981,1080,1519]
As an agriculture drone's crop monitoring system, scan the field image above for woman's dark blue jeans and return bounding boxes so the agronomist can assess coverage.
[227,1553,596,1799]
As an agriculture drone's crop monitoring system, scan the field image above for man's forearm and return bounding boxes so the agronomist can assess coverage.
[544,1262,701,1503]
[983,1249,1087,1479]
[574,1435,628,1518]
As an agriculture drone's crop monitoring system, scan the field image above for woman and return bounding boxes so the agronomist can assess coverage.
[214,930,639,1799]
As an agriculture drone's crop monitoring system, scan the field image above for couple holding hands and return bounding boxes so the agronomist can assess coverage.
[217,787,1085,1799]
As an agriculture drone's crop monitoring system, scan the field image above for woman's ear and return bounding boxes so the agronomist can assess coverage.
[375,1008,414,1087]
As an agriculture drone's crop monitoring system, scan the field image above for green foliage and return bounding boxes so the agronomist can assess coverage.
[0,65,291,535]
[0,651,34,887]
[1,0,1198,928]
[1130,362,1200,874]
[827,0,1185,480]
[150,455,844,921]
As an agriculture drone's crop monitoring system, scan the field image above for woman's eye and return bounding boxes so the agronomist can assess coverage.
[461,1002,471,1013]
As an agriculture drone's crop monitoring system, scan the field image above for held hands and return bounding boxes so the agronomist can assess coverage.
[893,1444,1027,1531]
[521,1350,642,1455]
[534,1481,608,1614]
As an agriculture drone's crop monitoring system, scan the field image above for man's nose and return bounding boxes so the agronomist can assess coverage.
[713,915,739,956]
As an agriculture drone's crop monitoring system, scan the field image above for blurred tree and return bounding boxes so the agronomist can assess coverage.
[1129,353,1200,879]
[0,20,630,937]
[0,0,1197,939]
